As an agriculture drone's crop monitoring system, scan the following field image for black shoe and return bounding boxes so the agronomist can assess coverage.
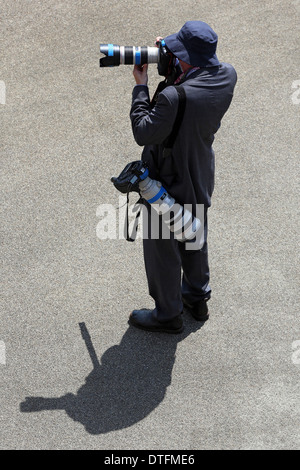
[182,297,209,322]
[128,309,184,334]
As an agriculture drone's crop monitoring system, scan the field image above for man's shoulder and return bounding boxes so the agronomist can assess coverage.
[219,62,236,71]
[190,63,237,87]
[159,85,180,105]
[219,62,238,81]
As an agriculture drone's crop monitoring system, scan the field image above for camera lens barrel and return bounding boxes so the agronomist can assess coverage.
[138,177,201,242]
[100,44,159,67]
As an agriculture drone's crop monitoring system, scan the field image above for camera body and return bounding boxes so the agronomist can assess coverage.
[157,40,173,77]
[100,40,173,77]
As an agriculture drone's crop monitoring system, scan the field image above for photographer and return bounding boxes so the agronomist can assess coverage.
[128,21,237,333]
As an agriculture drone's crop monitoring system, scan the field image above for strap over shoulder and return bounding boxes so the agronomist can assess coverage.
[162,85,186,158]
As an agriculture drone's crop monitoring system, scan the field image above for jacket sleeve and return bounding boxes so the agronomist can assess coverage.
[130,85,178,147]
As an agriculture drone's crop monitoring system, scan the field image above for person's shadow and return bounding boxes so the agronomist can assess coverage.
[20,317,205,434]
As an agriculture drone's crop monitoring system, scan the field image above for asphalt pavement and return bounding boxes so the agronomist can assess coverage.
[0,0,299,450]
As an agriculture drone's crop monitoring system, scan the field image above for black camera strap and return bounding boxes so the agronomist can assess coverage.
[125,192,143,242]
[150,79,168,108]
[125,85,186,242]
[111,160,148,242]
[116,83,187,243]
[163,84,186,158]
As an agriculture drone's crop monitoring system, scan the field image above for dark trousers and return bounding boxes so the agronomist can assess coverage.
[142,205,211,321]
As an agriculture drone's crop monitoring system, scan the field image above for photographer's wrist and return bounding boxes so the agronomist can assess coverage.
[133,64,148,86]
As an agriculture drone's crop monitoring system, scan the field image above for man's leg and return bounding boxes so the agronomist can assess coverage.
[142,233,183,322]
[179,208,211,303]
[129,204,183,332]
[129,233,183,332]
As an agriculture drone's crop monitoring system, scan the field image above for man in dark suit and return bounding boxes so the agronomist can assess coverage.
[128,21,237,333]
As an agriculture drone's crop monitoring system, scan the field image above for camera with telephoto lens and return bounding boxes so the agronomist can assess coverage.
[100,40,174,76]
[111,161,202,243]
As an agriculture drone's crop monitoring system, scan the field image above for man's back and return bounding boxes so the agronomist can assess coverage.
[134,63,237,207]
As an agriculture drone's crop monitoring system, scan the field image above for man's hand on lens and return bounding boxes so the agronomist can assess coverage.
[133,64,148,86]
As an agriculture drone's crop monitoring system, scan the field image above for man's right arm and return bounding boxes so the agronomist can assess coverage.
[130,85,178,147]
